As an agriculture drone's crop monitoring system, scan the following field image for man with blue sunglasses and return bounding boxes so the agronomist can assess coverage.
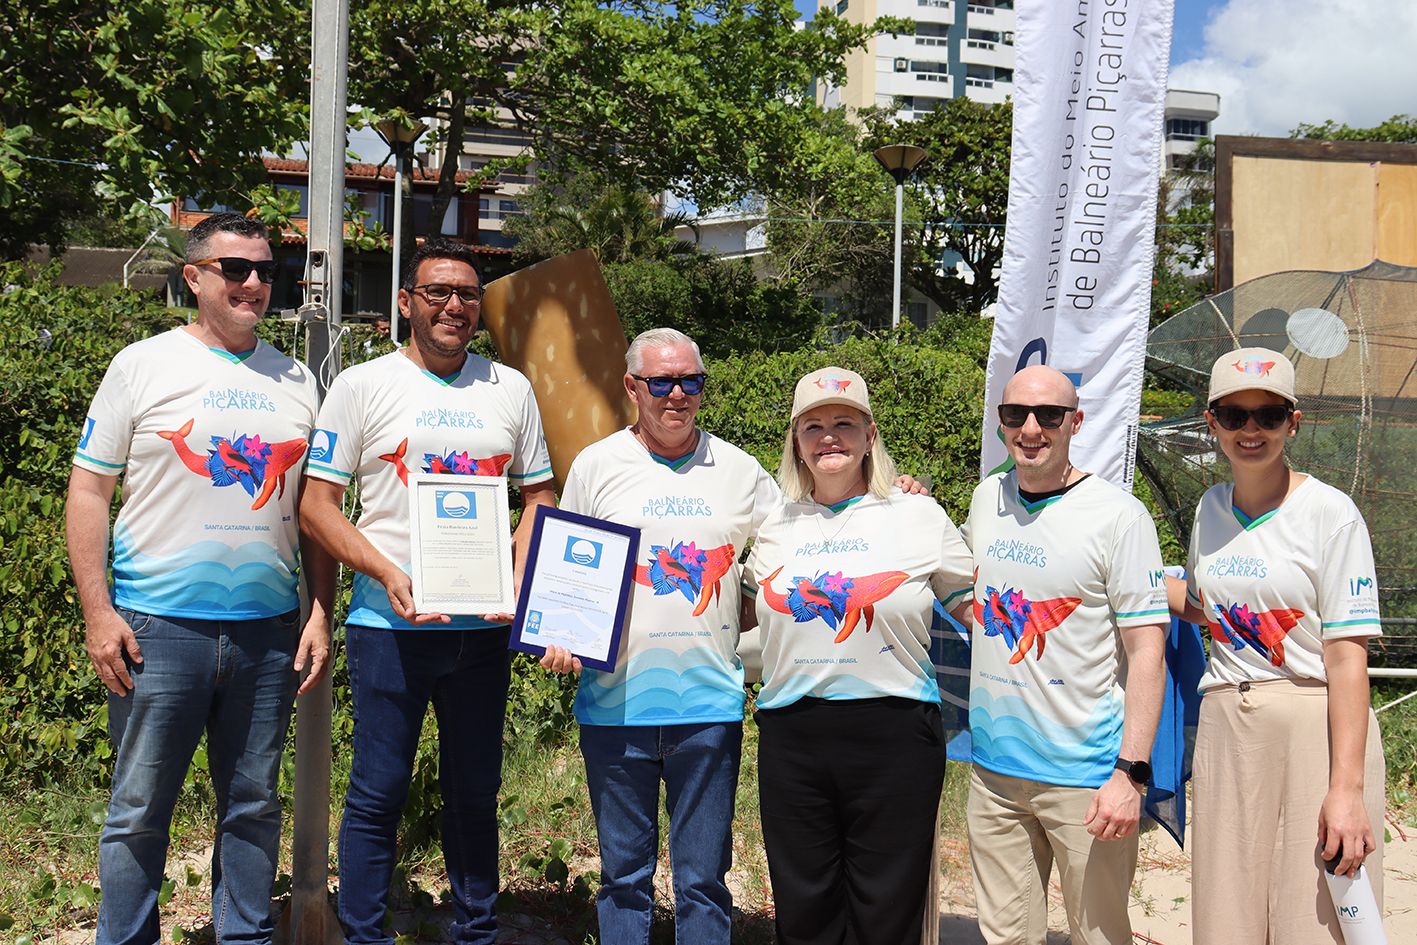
[540,328,926,943]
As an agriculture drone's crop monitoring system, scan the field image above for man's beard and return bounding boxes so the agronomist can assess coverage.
[409,311,470,359]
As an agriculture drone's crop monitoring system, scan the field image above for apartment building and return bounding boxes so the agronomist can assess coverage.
[820,0,1017,117]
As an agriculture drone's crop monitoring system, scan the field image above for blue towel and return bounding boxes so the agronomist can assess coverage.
[930,592,1206,849]
[1147,614,1205,848]
[930,601,974,763]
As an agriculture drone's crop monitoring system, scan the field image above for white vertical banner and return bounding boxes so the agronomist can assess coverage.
[981,0,1174,488]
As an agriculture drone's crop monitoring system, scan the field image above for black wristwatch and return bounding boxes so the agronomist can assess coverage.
[1115,757,1152,786]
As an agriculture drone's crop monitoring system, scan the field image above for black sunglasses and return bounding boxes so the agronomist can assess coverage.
[632,373,707,397]
[192,256,278,285]
[412,283,482,305]
[998,403,1075,430]
[1208,403,1294,431]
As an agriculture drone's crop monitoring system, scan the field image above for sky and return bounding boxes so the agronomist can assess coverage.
[792,0,1416,137]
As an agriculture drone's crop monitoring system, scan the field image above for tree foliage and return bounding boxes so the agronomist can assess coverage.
[863,97,1014,316]
[0,0,308,258]
[504,173,697,264]
[1292,114,1417,144]
[348,0,898,228]
[761,108,899,325]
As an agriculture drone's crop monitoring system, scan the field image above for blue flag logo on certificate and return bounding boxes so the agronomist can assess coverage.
[525,610,543,635]
[565,536,603,568]
[435,490,478,519]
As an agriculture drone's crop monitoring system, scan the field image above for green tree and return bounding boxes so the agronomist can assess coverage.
[347,0,901,244]
[1292,114,1417,143]
[0,0,308,258]
[863,97,1014,316]
[1151,138,1214,324]
[761,108,900,326]
[504,173,697,264]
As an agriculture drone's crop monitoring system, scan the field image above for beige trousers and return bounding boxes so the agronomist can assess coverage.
[1191,677,1386,945]
[967,765,1139,945]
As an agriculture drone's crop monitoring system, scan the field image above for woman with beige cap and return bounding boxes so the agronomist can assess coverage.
[743,366,972,945]
[1167,347,1386,944]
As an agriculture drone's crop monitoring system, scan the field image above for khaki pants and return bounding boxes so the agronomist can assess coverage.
[967,766,1138,945]
[1191,677,1386,945]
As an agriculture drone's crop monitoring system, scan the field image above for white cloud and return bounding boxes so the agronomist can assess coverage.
[1169,0,1417,137]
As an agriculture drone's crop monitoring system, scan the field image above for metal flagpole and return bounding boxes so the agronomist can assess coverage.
[276,0,348,940]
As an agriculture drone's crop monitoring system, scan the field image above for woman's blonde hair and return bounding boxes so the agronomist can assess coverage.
[775,407,900,503]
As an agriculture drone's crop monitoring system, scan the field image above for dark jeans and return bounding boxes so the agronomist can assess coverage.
[579,721,743,945]
[756,697,946,945]
[338,626,511,945]
[97,607,299,945]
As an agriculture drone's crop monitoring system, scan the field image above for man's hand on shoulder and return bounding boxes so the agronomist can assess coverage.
[894,474,930,496]
[1083,770,1144,841]
[86,608,142,696]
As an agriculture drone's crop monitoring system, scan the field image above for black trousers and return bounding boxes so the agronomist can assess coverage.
[755,696,947,945]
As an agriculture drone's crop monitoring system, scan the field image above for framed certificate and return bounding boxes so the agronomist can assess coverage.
[408,473,515,615]
[509,507,640,672]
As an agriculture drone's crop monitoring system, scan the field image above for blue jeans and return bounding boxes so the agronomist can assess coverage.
[338,626,511,945]
[579,722,742,945]
[97,607,299,945]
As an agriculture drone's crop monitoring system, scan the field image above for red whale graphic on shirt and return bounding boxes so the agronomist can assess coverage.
[760,566,910,643]
[158,418,307,511]
[378,437,512,487]
[972,569,1081,664]
[632,541,737,617]
[1208,602,1305,667]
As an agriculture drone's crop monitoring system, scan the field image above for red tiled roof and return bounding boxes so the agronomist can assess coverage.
[263,156,487,186]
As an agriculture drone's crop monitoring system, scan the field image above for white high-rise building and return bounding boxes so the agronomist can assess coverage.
[819,0,1017,118]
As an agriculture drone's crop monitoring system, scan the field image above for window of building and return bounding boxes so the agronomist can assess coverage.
[1165,118,1210,141]
[836,0,849,13]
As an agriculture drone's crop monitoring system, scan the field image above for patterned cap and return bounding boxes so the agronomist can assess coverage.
[1207,347,1297,405]
[792,367,872,422]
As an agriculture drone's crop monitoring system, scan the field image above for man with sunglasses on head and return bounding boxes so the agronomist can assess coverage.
[953,364,1168,945]
[67,211,334,945]
[299,237,555,945]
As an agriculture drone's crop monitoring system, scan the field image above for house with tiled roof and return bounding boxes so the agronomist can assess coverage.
[173,156,513,318]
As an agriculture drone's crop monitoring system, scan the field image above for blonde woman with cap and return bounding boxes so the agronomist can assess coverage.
[743,367,973,945]
[1167,347,1386,945]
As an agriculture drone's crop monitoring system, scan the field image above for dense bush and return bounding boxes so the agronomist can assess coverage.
[699,330,986,522]
[604,256,822,361]
[0,265,182,784]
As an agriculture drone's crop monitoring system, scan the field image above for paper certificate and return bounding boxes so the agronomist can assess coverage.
[408,473,515,615]
[509,507,640,672]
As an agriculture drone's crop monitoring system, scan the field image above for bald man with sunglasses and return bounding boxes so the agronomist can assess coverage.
[954,365,1168,945]
[66,211,334,945]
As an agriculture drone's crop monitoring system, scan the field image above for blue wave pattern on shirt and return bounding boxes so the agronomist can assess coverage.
[758,668,941,710]
[575,646,745,725]
[347,567,503,631]
[969,686,1121,788]
[111,524,297,619]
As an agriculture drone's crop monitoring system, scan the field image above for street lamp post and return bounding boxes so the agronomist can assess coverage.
[374,118,428,345]
[872,144,929,329]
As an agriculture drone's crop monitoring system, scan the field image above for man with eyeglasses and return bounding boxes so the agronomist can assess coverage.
[66,211,333,944]
[299,237,555,945]
[953,364,1168,945]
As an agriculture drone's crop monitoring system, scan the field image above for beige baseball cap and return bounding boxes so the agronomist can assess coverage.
[791,367,873,422]
[1207,347,1297,405]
